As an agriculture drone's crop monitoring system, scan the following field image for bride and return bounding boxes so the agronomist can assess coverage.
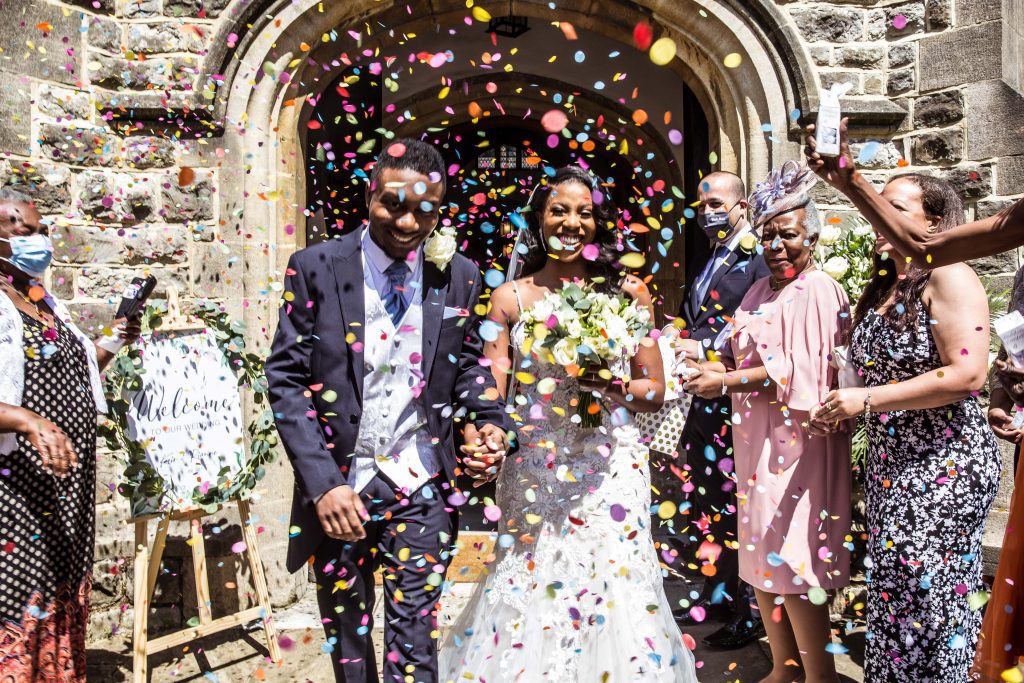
[439,166,698,682]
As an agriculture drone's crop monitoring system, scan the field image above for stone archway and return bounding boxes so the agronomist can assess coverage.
[210,0,824,341]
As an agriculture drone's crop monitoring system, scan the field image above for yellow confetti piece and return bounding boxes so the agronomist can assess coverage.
[471,6,491,22]
[723,52,743,68]
[398,547,411,562]
[649,37,676,66]
[537,377,557,395]
[620,252,646,269]
[515,371,537,385]
[1001,668,1024,683]
[657,501,676,519]
[525,513,542,524]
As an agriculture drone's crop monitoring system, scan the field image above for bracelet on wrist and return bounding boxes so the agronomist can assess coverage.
[863,391,872,417]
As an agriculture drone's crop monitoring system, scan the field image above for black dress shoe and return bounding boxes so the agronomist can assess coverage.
[701,614,767,650]
[672,597,720,625]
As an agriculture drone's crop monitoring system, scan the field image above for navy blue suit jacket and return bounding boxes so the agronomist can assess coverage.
[679,240,770,346]
[266,231,514,572]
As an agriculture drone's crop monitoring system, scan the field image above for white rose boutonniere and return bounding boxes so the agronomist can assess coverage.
[424,226,457,270]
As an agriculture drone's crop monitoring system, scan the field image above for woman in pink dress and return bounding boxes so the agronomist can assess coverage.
[684,162,851,683]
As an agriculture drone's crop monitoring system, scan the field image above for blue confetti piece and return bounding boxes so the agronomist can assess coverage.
[767,552,785,567]
[857,141,882,164]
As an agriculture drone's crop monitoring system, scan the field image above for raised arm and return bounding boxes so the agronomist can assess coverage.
[806,118,1024,267]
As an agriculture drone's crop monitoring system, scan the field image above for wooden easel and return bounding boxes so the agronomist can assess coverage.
[130,288,281,681]
[132,499,282,682]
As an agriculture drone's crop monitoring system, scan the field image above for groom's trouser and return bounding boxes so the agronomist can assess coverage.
[313,473,454,683]
[680,396,757,622]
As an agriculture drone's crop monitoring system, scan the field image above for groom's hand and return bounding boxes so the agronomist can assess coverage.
[315,485,369,542]
[460,423,507,487]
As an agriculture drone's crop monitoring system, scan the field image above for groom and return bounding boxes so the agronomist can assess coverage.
[266,138,514,682]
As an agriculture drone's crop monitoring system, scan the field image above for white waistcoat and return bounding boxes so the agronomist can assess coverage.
[349,278,438,493]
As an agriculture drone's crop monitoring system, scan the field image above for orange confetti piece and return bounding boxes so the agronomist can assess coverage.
[559,22,578,40]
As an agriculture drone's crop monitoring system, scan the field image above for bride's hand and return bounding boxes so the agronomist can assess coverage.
[577,364,612,396]
[681,361,723,400]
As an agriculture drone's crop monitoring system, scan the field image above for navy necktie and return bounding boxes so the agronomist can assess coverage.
[383,260,408,325]
[693,244,728,309]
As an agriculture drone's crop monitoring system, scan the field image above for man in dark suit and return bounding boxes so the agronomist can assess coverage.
[266,139,514,682]
[670,171,769,649]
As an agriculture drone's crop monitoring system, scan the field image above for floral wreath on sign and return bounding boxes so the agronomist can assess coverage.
[99,300,278,515]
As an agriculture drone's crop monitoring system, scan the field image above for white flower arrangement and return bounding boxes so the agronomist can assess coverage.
[822,255,850,280]
[519,280,652,426]
[424,226,457,270]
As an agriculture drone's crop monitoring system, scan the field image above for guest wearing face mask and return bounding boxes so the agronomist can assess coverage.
[0,188,140,680]
[663,172,770,649]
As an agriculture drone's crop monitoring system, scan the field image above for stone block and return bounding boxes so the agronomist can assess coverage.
[912,129,963,163]
[866,9,887,40]
[76,171,157,224]
[38,123,120,167]
[939,164,993,199]
[884,2,926,37]
[809,46,832,66]
[970,249,1018,276]
[192,241,241,298]
[956,0,1001,25]
[0,72,32,157]
[36,86,92,123]
[920,22,1002,90]
[888,43,916,68]
[122,0,161,18]
[0,4,83,85]
[997,156,1024,195]
[91,558,129,610]
[852,140,903,169]
[864,74,883,95]
[54,224,188,265]
[159,176,214,222]
[1,161,72,214]
[87,15,122,54]
[977,198,1015,220]
[164,0,232,18]
[964,79,1024,160]
[125,21,210,54]
[68,0,115,12]
[50,267,76,300]
[78,265,190,301]
[925,0,952,30]
[93,500,134,558]
[790,7,864,43]
[913,90,964,126]
[820,71,861,94]
[88,54,198,91]
[887,68,915,94]
[838,46,884,68]
[124,136,176,169]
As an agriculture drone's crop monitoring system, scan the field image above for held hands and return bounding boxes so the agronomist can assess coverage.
[809,387,869,434]
[681,360,724,399]
[460,422,508,487]
[804,117,856,192]
[995,359,1024,406]
[988,405,1023,444]
[20,410,78,477]
[315,485,370,542]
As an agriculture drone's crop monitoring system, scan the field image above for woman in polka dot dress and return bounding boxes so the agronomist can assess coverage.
[0,190,139,681]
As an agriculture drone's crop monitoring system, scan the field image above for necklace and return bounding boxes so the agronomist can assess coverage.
[1,279,55,329]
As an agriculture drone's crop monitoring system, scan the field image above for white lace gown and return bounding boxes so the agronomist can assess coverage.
[439,321,698,682]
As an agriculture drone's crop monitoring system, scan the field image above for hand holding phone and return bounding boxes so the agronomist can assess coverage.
[98,276,156,352]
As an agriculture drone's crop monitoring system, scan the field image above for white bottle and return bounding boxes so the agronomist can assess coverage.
[815,82,852,157]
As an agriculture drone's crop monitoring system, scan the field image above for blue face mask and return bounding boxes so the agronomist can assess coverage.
[0,234,53,277]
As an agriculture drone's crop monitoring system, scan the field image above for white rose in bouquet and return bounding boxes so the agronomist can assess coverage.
[818,223,842,246]
[852,221,875,237]
[823,256,850,280]
[552,338,579,366]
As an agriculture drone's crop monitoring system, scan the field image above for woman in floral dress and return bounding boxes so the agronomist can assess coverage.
[813,174,1001,682]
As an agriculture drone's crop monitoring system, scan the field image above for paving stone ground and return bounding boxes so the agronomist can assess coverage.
[87,575,866,682]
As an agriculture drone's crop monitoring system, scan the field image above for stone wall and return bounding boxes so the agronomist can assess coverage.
[0,0,1022,643]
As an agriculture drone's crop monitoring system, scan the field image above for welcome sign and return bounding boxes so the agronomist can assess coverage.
[126,329,246,510]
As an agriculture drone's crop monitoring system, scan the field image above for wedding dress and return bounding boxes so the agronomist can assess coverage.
[438,299,698,682]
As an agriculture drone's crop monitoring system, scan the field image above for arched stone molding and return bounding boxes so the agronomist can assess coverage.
[215,0,822,334]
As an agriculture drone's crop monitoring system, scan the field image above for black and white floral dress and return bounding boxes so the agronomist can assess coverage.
[851,307,1001,683]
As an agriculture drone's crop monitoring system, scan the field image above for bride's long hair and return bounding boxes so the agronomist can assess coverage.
[516,166,623,294]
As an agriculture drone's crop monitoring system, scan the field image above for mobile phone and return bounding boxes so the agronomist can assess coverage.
[114,275,157,320]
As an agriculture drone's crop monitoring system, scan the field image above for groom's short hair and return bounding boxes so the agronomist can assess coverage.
[369,138,446,193]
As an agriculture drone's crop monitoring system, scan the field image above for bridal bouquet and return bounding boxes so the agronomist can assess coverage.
[519,280,652,427]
